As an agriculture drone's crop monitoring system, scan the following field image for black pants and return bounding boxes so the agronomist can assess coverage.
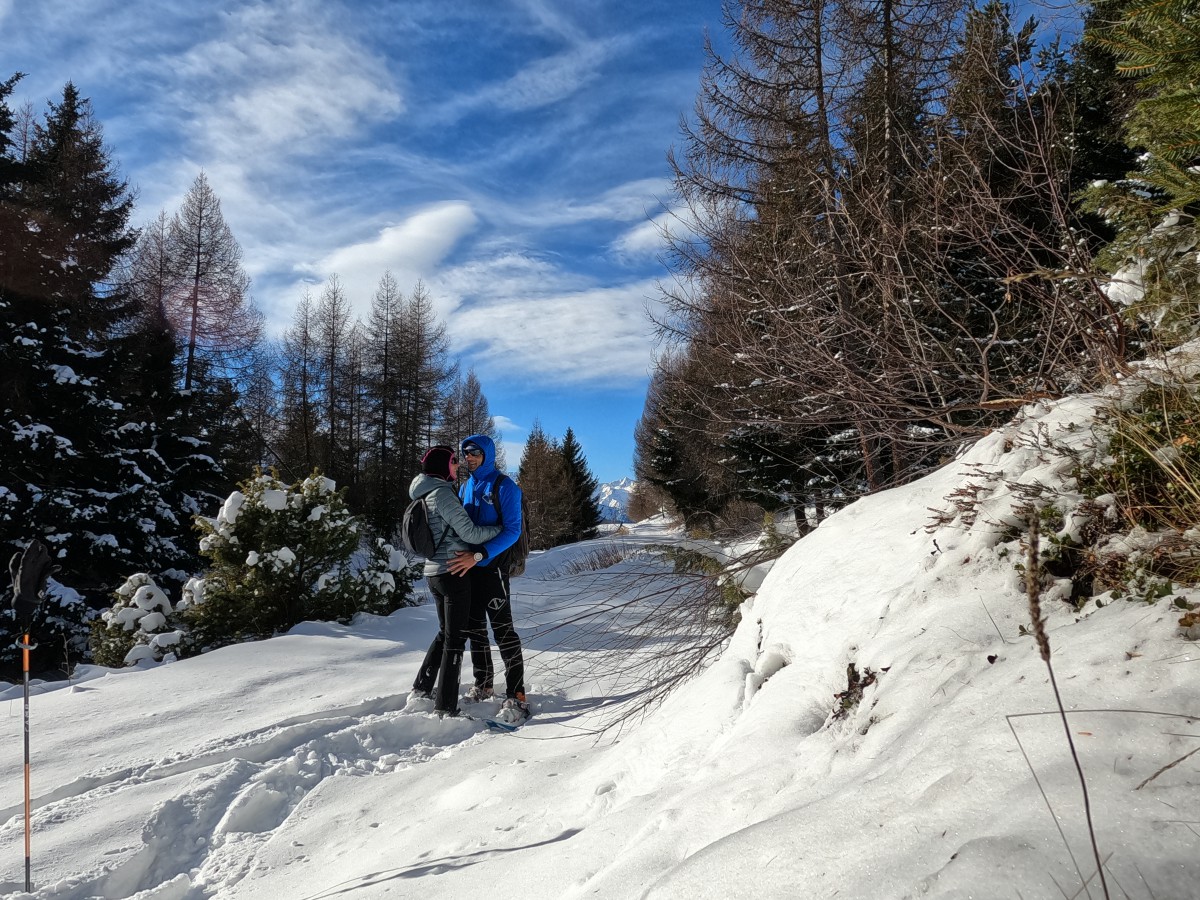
[467,565,526,698]
[413,572,472,714]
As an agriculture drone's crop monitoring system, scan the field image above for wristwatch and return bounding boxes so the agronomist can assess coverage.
[473,552,484,562]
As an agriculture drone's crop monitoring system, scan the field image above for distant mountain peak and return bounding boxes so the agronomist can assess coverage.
[595,478,635,523]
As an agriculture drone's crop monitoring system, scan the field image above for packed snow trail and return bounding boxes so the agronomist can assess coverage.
[0,523,693,899]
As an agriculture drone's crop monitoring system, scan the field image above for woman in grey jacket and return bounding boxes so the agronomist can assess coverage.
[410,445,501,716]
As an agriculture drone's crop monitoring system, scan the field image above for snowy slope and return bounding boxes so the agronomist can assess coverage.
[0,396,1197,900]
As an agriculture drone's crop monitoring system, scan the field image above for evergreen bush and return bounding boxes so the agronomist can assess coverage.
[89,573,182,668]
[177,470,417,653]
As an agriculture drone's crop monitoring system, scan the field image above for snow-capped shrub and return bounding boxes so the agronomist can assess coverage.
[89,573,183,668]
[353,540,421,616]
[180,470,416,652]
[0,579,96,679]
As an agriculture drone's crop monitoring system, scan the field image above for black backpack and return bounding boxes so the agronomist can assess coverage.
[401,490,449,559]
[491,474,531,577]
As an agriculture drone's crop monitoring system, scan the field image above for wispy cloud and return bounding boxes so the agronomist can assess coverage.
[172,1,402,163]
[433,26,636,124]
[611,203,696,262]
[512,0,588,43]
[440,261,662,387]
[487,44,609,112]
[296,201,480,321]
[8,0,718,481]
[493,415,522,435]
[490,178,671,230]
[11,0,693,397]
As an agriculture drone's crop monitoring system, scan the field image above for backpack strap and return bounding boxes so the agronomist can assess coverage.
[489,474,514,572]
[492,474,509,527]
[426,485,454,555]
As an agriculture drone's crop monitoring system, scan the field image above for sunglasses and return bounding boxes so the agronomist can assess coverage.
[462,447,484,458]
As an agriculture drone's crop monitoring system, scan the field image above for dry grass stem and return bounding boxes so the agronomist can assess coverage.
[1025,512,1110,900]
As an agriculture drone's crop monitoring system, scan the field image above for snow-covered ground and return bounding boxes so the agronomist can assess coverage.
[1,395,1197,900]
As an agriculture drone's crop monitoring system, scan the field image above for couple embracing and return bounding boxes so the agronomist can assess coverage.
[408,434,529,725]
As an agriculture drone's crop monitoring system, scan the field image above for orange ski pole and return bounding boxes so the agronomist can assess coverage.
[20,631,34,893]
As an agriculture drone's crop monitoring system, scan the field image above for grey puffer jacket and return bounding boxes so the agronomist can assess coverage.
[408,473,502,577]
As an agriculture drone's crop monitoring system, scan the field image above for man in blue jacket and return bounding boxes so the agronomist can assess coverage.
[447,433,530,723]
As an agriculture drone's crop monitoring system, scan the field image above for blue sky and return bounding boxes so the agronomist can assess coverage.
[3,0,728,483]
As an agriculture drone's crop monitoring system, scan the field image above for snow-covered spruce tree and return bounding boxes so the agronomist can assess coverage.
[89,573,182,668]
[1083,0,1200,341]
[0,80,187,675]
[178,470,416,652]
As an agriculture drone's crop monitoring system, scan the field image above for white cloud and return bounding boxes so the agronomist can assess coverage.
[611,203,700,261]
[268,201,479,323]
[445,273,661,387]
[491,46,606,111]
[13,0,673,392]
[464,178,672,237]
[434,251,579,304]
[513,0,587,43]
[541,178,671,227]
[493,415,522,435]
[612,216,669,260]
[173,0,402,163]
[437,36,624,122]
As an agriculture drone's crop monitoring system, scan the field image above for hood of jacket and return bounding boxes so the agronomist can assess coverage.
[461,433,497,479]
[409,472,456,501]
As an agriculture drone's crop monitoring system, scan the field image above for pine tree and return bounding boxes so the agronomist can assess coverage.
[400,282,456,466]
[924,2,1080,416]
[0,83,174,673]
[626,480,674,523]
[122,173,269,500]
[1083,0,1200,339]
[20,82,137,338]
[361,272,407,533]
[166,172,263,394]
[632,350,742,531]
[313,274,354,486]
[90,573,181,668]
[341,322,369,512]
[119,210,226,586]
[559,428,602,544]
[436,369,505,469]
[181,471,416,651]
[238,344,280,474]
[277,290,323,480]
[516,421,572,551]
[655,0,1121,523]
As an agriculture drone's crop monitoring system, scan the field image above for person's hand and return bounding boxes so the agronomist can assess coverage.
[447,550,477,577]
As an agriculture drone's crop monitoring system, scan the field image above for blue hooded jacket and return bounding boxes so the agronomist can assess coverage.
[458,433,523,566]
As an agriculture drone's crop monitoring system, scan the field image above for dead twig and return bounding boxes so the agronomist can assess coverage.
[1133,744,1200,792]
